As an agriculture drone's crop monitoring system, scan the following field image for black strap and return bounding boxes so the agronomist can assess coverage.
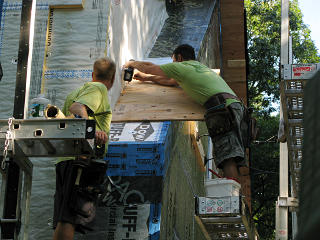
[92,111,111,117]
[204,92,241,109]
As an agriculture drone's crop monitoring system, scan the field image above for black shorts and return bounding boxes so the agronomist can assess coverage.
[53,160,101,230]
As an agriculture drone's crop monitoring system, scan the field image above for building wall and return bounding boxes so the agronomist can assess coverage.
[160,121,208,240]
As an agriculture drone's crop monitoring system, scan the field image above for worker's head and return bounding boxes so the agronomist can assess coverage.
[172,44,196,62]
[92,57,116,90]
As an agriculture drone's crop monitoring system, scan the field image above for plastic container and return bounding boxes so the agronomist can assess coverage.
[29,94,50,118]
[205,178,240,197]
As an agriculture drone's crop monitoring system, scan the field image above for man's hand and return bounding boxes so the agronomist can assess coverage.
[95,130,108,145]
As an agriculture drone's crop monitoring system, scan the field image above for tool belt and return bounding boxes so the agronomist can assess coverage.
[68,157,108,232]
[204,92,258,146]
[204,92,241,110]
[204,92,240,137]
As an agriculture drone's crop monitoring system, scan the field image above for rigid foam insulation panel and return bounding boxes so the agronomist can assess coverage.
[79,122,171,239]
[78,203,161,240]
[102,121,172,206]
[106,121,172,177]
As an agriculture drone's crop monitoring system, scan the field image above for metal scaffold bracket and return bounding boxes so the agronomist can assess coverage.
[0,118,96,159]
[277,197,299,208]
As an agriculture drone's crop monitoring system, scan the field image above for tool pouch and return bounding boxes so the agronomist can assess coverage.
[204,105,235,137]
[69,159,108,229]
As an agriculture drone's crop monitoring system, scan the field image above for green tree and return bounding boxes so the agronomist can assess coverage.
[245,0,320,115]
[250,115,279,239]
[245,0,320,239]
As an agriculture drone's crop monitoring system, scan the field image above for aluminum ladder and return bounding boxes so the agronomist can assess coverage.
[195,196,259,240]
[280,63,320,199]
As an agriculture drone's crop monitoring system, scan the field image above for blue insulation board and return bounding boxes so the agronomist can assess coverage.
[149,203,161,239]
[105,121,172,176]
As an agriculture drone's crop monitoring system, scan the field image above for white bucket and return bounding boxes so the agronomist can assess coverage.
[205,178,240,197]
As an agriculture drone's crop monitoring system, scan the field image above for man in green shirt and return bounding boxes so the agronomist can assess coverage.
[124,44,247,183]
[53,58,115,240]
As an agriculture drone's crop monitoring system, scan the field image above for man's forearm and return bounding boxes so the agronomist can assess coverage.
[148,75,178,86]
[127,61,167,77]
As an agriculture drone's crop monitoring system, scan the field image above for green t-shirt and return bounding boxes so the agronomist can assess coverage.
[160,60,239,106]
[58,82,112,163]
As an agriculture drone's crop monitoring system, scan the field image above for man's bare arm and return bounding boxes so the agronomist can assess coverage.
[124,61,167,77]
[69,102,108,144]
[133,72,178,86]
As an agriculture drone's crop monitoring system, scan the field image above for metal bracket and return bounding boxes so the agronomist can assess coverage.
[0,119,96,158]
[277,197,299,208]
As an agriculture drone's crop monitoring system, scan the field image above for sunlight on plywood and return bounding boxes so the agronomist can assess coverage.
[112,80,206,122]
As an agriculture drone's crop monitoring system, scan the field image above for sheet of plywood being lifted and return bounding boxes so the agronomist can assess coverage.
[112,80,206,122]
[112,57,222,122]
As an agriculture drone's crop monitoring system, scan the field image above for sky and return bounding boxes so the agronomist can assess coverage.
[298,0,320,54]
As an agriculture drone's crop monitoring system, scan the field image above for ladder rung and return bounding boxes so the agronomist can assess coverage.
[290,134,304,139]
[289,145,303,151]
[285,89,304,97]
[288,119,303,126]
[0,218,18,223]
[287,107,303,113]
[201,216,242,224]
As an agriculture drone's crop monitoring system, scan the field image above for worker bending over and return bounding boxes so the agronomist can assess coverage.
[53,57,115,240]
[124,44,247,182]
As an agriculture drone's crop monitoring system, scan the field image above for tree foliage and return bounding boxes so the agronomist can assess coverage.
[245,0,320,239]
[250,115,279,239]
[245,0,320,115]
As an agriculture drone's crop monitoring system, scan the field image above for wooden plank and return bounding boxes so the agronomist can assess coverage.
[228,59,246,68]
[112,80,206,122]
[194,216,212,240]
[190,122,206,173]
[50,0,84,9]
[220,0,247,88]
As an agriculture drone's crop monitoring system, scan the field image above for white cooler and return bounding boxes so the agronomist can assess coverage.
[205,178,240,197]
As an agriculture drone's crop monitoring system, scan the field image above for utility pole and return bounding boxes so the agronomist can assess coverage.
[276,0,289,239]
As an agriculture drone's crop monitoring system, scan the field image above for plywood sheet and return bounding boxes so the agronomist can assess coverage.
[112,80,205,122]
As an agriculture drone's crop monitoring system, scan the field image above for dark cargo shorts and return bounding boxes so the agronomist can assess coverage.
[205,102,248,168]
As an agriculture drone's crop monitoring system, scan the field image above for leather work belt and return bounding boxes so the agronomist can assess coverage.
[204,92,241,110]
